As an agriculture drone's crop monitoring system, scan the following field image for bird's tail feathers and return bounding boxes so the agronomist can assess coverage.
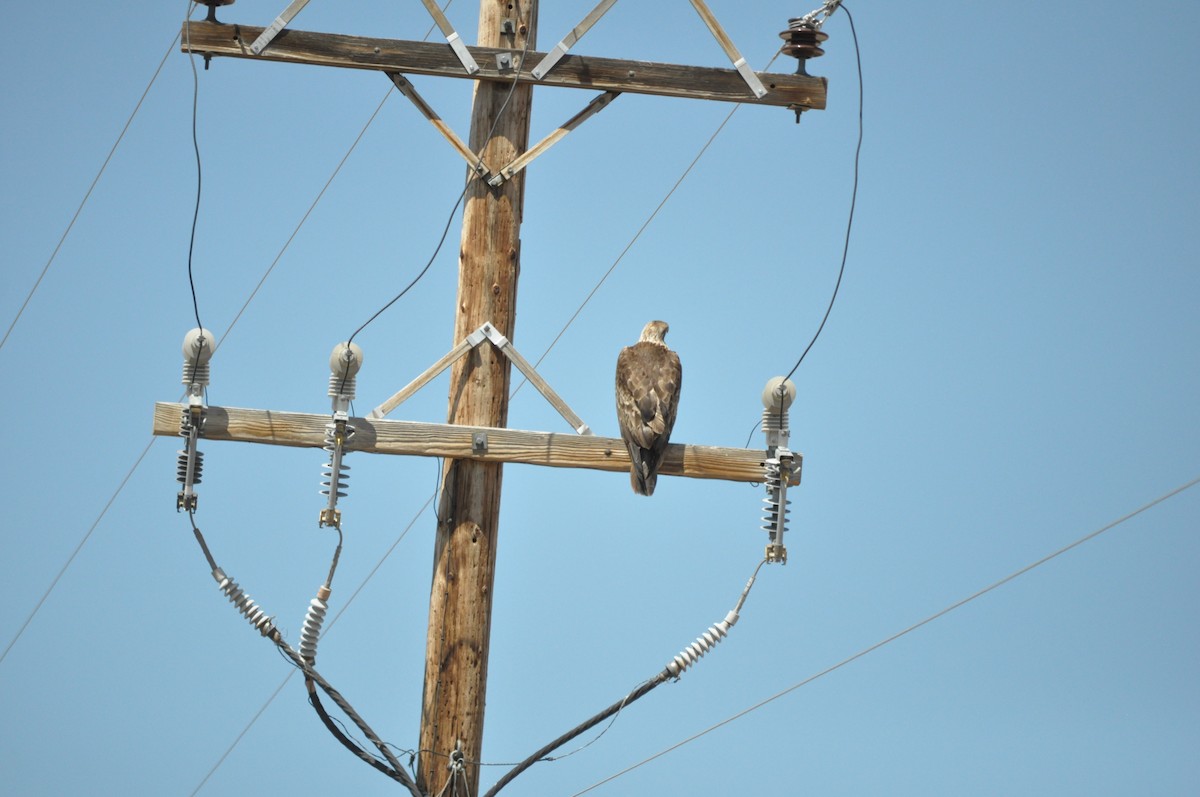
[630,450,656,496]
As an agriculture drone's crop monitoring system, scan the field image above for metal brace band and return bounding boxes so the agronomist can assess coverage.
[530,0,619,80]
[465,326,489,348]
[688,0,769,99]
[249,0,311,55]
[732,57,768,99]
[421,0,480,75]
[444,32,480,75]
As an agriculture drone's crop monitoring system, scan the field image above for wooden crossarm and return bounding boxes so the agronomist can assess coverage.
[152,402,800,485]
[180,21,827,110]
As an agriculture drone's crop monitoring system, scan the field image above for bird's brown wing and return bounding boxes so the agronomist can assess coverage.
[615,342,682,493]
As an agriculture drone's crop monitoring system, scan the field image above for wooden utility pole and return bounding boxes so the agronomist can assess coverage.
[418,1,536,793]
[169,5,824,795]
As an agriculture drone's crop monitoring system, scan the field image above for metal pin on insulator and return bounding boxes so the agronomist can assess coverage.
[196,0,233,24]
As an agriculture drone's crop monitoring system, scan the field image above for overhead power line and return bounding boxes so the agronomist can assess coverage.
[187,24,817,789]
[569,472,1200,796]
[0,31,184,354]
[0,69,395,670]
[0,439,158,667]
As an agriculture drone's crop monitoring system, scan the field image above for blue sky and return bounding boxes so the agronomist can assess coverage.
[1,1,1198,795]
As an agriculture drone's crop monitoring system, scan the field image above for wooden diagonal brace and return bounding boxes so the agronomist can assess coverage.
[688,0,768,98]
[480,324,592,435]
[369,322,591,435]
[530,0,619,80]
[368,336,473,420]
[249,0,312,55]
[489,91,620,186]
[387,72,490,179]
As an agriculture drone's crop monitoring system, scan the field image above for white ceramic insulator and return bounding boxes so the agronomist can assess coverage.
[299,597,329,664]
[328,342,364,400]
[218,576,275,638]
[181,328,214,387]
[761,376,796,412]
[666,614,737,678]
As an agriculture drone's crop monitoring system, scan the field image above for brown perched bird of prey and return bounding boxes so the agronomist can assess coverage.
[615,320,682,496]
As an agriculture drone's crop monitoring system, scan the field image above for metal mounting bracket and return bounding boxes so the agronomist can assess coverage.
[369,322,593,435]
[688,0,768,98]
[530,0,619,80]
[419,0,480,75]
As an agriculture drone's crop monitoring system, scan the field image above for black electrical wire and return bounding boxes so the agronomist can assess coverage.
[182,0,212,395]
[485,558,766,796]
[305,676,410,785]
[276,605,411,788]
[782,2,861,386]
[278,639,418,794]
[569,474,1200,796]
[744,2,863,451]
[186,516,422,795]
[341,183,467,354]
[276,610,421,795]
[185,492,437,796]
[342,25,536,354]
[482,675,667,797]
[184,1,205,338]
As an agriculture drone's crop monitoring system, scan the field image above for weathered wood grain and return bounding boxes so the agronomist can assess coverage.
[153,402,800,485]
[180,21,826,109]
